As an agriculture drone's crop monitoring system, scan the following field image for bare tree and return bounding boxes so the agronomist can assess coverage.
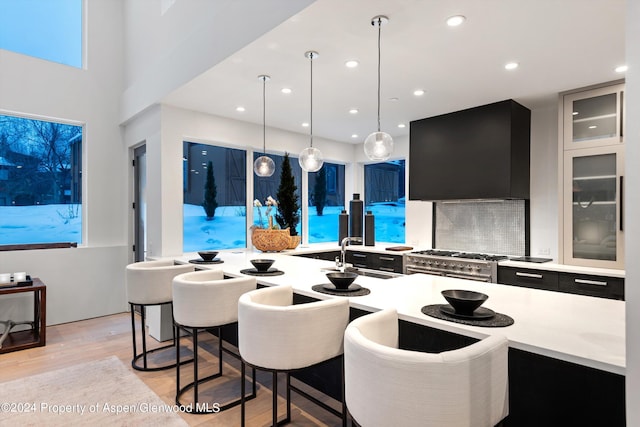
[28,120,75,204]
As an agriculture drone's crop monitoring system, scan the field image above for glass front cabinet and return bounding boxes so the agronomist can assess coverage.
[563,146,624,268]
[563,82,624,149]
[560,81,625,269]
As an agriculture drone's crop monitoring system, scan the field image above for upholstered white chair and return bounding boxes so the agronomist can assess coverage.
[344,308,509,427]
[125,260,195,371]
[172,269,258,413]
[238,285,350,427]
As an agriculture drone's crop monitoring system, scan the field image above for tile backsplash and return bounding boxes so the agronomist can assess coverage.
[435,200,527,256]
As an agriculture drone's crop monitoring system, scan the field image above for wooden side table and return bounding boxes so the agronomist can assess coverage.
[0,278,46,353]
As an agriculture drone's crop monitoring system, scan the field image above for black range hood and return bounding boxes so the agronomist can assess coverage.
[409,99,531,201]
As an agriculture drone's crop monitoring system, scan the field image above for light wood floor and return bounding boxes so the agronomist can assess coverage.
[0,312,347,427]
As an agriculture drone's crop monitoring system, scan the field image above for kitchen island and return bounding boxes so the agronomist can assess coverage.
[173,248,625,426]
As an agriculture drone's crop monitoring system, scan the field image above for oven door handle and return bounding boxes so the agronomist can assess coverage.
[405,267,444,276]
[446,273,492,282]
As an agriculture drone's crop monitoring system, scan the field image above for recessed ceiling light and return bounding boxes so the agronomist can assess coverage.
[349,108,359,114]
[446,15,466,27]
[345,60,359,68]
[281,88,292,94]
[504,62,519,70]
[302,122,309,127]
[615,65,628,73]
[572,111,579,116]
[236,106,245,112]
[589,125,598,129]
[351,134,359,139]
[413,89,425,96]
[397,123,406,128]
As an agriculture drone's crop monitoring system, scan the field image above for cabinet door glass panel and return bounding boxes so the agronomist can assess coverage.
[572,153,616,261]
[571,93,617,142]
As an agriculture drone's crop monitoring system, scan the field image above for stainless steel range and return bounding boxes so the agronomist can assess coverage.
[403,250,508,283]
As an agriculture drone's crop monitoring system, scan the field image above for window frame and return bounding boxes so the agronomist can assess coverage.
[0,110,85,250]
[182,140,249,252]
[363,159,406,244]
[0,0,85,69]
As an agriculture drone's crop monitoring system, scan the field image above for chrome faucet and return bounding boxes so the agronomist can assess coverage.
[337,236,363,271]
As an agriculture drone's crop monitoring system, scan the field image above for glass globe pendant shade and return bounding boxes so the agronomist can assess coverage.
[364,131,394,161]
[299,146,324,172]
[253,155,275,177]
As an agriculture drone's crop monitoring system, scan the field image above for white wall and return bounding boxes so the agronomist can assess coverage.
[123,104,358,256]
[529,105,559,259]
[121,0,314,122]
[0,1,129,325]
[625,0,640,424]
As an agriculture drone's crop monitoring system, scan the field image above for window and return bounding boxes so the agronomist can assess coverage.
[308,162,345,243]
[183,142,247,251]
[0,0,83,68]
[253,152,302,235]
[0,113,83,246]
[364,160,406,243]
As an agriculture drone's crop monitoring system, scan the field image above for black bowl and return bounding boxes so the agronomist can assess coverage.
[326,272,358,290]
[198,251,219,261]
[441,289,488,315]
[251,259,275,272]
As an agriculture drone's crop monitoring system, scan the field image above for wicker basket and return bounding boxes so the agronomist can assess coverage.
[288,235,301,249]
[252,228,291,252]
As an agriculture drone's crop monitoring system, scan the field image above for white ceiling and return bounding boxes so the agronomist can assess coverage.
[163,0,625,144]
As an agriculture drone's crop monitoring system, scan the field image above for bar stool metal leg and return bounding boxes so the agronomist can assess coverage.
[175,324,257,414]
[131,302,193,372]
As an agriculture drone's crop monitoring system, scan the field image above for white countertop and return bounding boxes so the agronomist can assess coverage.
[175,249,625,376]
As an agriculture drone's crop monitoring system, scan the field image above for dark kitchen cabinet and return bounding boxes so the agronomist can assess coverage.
[498,266,624,300]
[346,251,403,273]
[558,273,624,300]
[345,251,370,269]
[498,266,559,292]
[294,250,340,261]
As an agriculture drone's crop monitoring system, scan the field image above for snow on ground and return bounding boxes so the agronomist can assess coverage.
[0,204,82,244]
[0,203,405,250]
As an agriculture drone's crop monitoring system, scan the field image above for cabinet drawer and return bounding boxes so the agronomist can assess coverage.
[346,251,370,269]
[498,267,559,291]
[558,273,624,300]
[373,254,403,273]
[295,250,340,261]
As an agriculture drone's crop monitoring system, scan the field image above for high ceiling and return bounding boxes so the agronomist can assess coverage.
[163,0,625,144]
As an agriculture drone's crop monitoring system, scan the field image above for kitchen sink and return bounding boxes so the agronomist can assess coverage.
[320,267,399,280]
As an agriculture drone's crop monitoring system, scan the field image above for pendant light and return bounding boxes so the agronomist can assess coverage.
[254,75,276,177]
[364,15,394,161]
[299,51,324,172]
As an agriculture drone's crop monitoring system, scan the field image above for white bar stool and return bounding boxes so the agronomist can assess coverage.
[238,285,350,426]
[125,260,195,371]
[344,308,509,427]
[172,269,258,414]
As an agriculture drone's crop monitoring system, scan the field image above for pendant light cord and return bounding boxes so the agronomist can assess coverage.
[262,77,266,155]
[310,52,314,147]
[376,16,382,133]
